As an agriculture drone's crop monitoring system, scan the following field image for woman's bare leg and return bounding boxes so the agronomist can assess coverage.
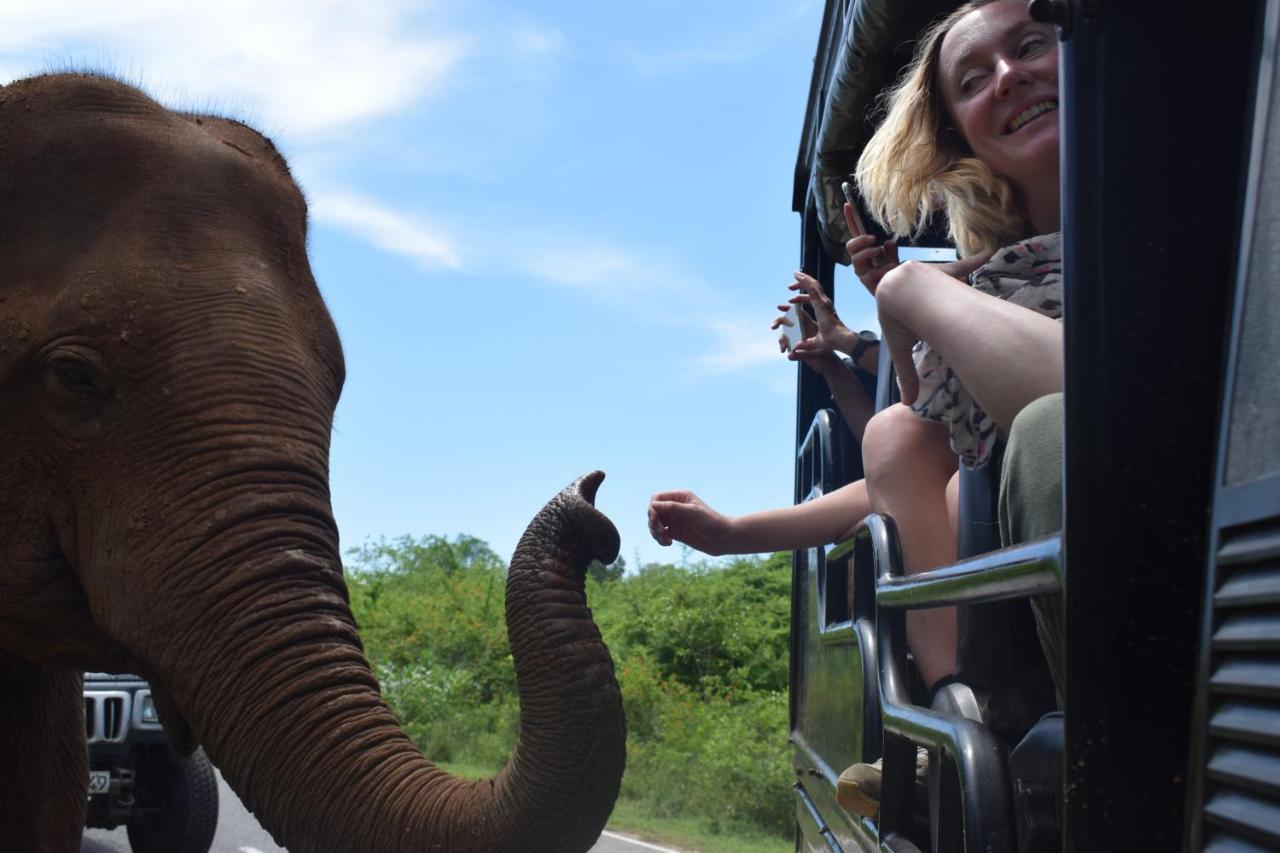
[876,263,1063,431]
[862,405,960,690]
[946,471,961,533]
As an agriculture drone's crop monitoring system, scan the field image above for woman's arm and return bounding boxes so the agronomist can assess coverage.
[648,479,870,556]
[807,355,876,442]
[876,261,1063,431]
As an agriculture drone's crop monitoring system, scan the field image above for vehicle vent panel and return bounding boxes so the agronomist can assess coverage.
[1205,521,1280,847]
[1205,833,1275,853]
[1214,612,1280,650]
[1207,746,1280,797]
[1225,22,1280,487]
[1211,702,1280,748]
[1216,566,1280,607]
[84,691,130,745]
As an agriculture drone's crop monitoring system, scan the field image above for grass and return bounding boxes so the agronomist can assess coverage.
[435,759,495,780]
[437,761,790,853]
[605,796,791,853]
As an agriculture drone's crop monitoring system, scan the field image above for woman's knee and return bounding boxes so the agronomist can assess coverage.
[862,404,953,483]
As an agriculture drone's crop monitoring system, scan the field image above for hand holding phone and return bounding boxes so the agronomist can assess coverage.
[777,302,807,352]
[842,180,901,295]
[841,181,867,238]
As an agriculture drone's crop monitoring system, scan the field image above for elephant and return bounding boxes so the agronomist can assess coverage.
[0,72,626,852]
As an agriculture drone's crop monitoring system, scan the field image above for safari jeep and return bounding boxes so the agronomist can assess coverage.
[83,672,219,853]
[787,1,1279,850]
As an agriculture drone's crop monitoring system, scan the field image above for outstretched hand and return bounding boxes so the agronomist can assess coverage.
[647,489,733,556]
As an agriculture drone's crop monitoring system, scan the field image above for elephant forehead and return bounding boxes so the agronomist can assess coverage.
[0,74,343,396]
[0,74,308,275]
[3,73,295,179]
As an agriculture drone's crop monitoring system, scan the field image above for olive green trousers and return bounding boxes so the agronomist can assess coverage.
[998,393,1066,703]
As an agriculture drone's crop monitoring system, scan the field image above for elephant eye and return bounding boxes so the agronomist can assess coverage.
[53,361,100,394]
[41,355,112,411]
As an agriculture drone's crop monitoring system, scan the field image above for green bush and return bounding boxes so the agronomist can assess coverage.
[375,662,518,766]
[589,552,792,695]
[348,536,795,839]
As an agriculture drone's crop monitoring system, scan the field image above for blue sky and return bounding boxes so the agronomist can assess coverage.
[2,0,879,569]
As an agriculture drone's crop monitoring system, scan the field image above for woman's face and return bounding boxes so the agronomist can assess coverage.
[938,0,1059,204]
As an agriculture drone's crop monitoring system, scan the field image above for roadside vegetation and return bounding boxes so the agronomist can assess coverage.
[346,534,794,850]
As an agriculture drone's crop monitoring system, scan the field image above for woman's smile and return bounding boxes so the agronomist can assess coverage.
[1006,98,1058,135]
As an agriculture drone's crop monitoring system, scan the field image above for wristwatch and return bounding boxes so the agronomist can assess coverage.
[849,330,879,368]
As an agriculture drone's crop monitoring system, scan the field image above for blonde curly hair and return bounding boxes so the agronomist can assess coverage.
[854,0,1027,257]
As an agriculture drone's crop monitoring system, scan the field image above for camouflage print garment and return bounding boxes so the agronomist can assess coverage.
[910,231,1063,470]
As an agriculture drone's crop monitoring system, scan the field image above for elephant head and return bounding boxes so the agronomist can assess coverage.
[0,73,625,852]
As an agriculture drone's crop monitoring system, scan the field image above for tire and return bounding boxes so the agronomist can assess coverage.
[126,747,219,853]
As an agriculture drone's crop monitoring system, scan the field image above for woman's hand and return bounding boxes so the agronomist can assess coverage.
[848,234,900,296]
[780,272,858,359]
[771,305,837,376]
[845,202,899,295]
[937,250,994,283]
[846,202,996,296]
[647,489,734,556]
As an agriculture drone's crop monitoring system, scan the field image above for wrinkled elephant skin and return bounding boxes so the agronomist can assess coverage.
[0,73,625,852]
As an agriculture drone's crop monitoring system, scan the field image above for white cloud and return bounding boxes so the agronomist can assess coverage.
[512,237,722,318]
[509,235,794,378]
[621,42,761,77]
[694,317,785,374]
[310,191,461,270]
[518,245,644,293]
[693,303,878,378]
[515,237,881,378]
[510,26,564,58]
[0,0,468,136]
[0,1,483,269]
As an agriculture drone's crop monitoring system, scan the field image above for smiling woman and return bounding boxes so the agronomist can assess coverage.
[831,0,1067,749]
[936,0,1059,235]
[772,0,1070,830]
[856,0,1059,257]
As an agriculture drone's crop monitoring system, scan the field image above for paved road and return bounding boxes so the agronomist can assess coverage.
[82,772,680,853]
[81,769,285,853]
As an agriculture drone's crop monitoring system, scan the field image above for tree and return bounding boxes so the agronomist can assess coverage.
[587,555,626,583]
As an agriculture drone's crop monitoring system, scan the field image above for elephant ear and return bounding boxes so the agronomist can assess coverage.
[149,681,196,756]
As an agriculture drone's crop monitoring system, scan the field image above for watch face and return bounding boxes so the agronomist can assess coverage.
[859,330,878,344]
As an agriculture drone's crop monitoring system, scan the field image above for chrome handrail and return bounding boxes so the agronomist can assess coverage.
[876,534,1063,611]
[864,513,1024,853]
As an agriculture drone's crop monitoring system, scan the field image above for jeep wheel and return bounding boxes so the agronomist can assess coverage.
[126,747,219,853]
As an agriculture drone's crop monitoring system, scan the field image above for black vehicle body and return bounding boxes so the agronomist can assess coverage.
[789,1,1277,850]
[84,672,218,853]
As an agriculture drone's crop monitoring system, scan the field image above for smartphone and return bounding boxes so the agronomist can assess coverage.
[841,181,867,238]
[779,303,807,352]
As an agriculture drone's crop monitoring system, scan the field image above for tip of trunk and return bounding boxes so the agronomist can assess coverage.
[572,469,606,505]
[497,470,627,852]
[550,470,621,569]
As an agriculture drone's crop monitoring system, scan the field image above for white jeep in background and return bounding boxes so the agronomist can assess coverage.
[84,672,218,853]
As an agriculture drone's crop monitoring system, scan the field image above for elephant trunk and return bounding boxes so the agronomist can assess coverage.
[168,471,624,853]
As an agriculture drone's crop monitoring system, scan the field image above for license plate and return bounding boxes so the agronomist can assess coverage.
[87,771,111,796]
